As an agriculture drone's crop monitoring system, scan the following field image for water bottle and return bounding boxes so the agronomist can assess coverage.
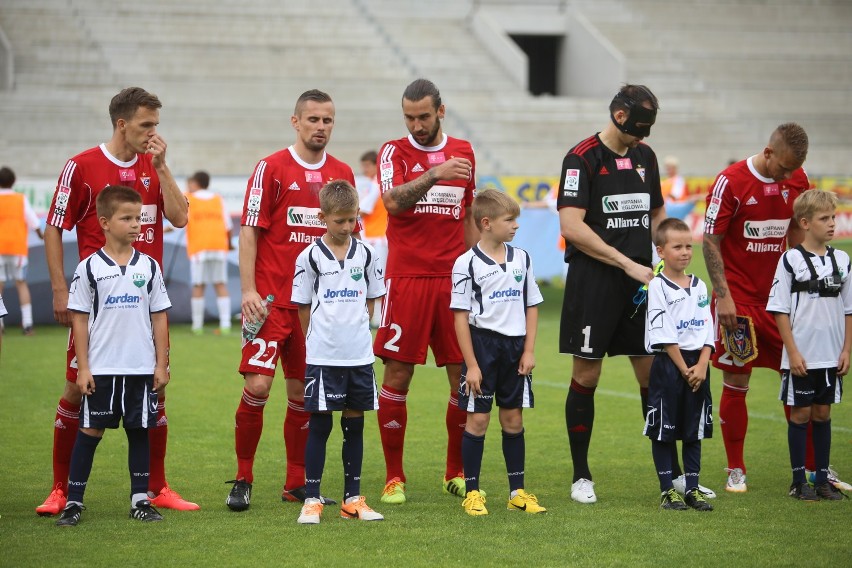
[242,294,274,341]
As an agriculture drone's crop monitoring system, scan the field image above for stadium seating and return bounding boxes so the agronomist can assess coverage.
[0,0,850,179]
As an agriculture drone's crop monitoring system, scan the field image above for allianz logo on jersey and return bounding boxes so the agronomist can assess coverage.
[602,193,650,213]
[105,293,141,305]
[742,219,789,239]
[287,206,324,228]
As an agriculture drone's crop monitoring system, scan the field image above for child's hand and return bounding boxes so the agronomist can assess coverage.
[77,371,95,396]
[518,351,536,376]
[788,351,808,377]
[685,363,707,392]
[153,365,170,392]
[838,351,850,376]
[463,367,482,397]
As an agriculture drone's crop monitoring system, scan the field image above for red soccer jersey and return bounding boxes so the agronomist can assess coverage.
[378,134,476,277]
[704,157,809,306]
[47,145,166,262]
[241,146,355,310]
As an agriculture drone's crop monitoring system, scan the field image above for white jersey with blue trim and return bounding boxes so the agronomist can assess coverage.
[450,243,543,337]
[645,273,714,353]
[68,248,171,375]
[767,246,852,369]
[292,237,385,366]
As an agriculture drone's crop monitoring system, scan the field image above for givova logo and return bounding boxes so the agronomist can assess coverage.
[602,193,650,213]
[287,207,324,228]
[742,219,789,239]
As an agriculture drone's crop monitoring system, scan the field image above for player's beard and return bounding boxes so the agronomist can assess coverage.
[414,120,441,147]
[305,135,328,152]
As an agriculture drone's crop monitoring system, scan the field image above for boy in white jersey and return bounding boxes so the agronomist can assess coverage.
[644,218,714,511]
[56,186,171,527]
[450,188,545,516]
[291,180,385,524]
[767,190,851,501]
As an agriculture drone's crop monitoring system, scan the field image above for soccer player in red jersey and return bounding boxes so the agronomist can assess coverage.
[38,87,196,515]
[226,90,355,511]
[373,79,478,504]
[704,123,849,493]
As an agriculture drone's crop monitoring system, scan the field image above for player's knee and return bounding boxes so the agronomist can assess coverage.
[243,374,273,398]
[811,404,831,422]
[498,408,523,433]
[382,359,414,389]
[62,382,83,405]
[465,412,489,436]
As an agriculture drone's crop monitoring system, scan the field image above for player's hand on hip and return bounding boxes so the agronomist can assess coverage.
[434,157,473,182]
[53,288,71,327]
[241,290,266,324]
[715,295,737,330]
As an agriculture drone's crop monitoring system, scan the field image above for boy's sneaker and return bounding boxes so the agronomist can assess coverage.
[724,468,747,493]
[571,478,597,504]
[672,475,717,499]
[23,326,34,336]
[660,488,688,510]
[443,475,486,499]
[507,489,547,514]
[789,482,819,501]
[36,485,67,516]
[55,503,84,527]
[340,496,384,521]
[130,500,164,522]
[281,485,337,505]
[814,482,847,501]
[462,489,488,516]
[808,466,852,492]
[148,486,200,511]
[297,498,323,524]
[684,488,714,511]
[225,479,252,511]
[380,477,407,504]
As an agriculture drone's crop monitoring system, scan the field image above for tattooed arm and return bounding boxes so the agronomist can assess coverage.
[383,157,473,216]
[703,232,737,330]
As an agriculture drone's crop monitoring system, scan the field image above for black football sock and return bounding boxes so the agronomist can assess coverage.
[566,379,595,482]
[681,440,702,491]
[811,419,831,486]
[125,427,150,502]
[340,415,364,501]
[462,431,485,493]
[651,440,674,492]
[502,429,525,493]
[304,413,333,499]
[67,431,102,504]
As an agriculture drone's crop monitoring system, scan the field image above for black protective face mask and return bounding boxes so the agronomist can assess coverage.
[610,93,657,138]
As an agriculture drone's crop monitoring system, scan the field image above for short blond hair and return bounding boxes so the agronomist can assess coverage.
[319,179,359,214]
[793,190,837,223]
[655,217,691,247]
[770,122,808,164]
[471,188,520,231]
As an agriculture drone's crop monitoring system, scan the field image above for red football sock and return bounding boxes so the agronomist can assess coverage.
[720,383,749,473]
[234,388,267,483]
[284,399,310,489]
[53,398,80,493]
[784,405,816,471]
[377,385,408,483]
[147,397,168,494]
[445,394,467,480]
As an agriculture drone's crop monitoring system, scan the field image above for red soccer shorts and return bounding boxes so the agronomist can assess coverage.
[239,306,306,380]
[711,300,782,375]
[373,276,462,366]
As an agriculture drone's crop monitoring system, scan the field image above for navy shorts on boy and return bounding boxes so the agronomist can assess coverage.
[457,327,534,413]
[304,364,379,412]
[780,368,843,407]
[644,350,712,442]
[80,374,159,429]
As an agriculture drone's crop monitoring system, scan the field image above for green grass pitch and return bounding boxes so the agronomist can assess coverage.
[0,244,849,567]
